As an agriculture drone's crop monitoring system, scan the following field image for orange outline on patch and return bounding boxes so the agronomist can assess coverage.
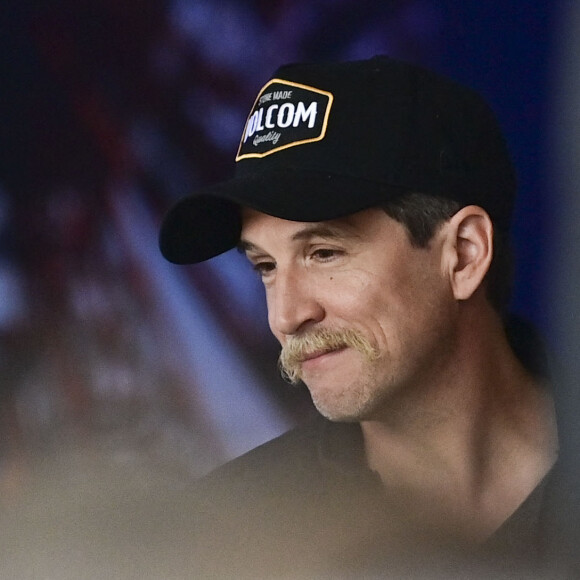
[235,79,334,161]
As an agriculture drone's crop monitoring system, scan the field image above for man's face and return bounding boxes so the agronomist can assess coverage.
[240,207,459,422]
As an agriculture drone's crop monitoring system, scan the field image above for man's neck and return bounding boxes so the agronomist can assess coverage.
[359,312,558,543]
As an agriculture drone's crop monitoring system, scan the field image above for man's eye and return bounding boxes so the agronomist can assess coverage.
[312,248,342,261]
[253,261,275,277]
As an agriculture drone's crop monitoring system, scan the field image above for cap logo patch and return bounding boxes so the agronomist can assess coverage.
[236,79,333,161]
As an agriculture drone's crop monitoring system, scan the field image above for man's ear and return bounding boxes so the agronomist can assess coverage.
[443,206,493,301]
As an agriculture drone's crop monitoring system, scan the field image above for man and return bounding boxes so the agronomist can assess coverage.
[159,56,560,577]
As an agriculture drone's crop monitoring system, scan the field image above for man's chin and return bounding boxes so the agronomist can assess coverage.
[301,353,383,420]
[309,390,373,423]
[316,408,364,423]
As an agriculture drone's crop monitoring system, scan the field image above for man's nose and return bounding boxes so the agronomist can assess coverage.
[267,268,325,337]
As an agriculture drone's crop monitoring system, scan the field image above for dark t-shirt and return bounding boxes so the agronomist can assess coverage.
[183,416,557,579]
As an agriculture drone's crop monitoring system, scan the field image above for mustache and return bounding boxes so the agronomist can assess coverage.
[278,328,379,384]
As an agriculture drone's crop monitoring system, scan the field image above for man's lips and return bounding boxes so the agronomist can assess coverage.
[300,346,347,363]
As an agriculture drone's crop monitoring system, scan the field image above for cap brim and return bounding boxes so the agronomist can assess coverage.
[159,169,409,264]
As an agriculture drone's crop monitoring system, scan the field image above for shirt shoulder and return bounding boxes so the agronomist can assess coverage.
[198,416,327,490]
[181,417,387,577]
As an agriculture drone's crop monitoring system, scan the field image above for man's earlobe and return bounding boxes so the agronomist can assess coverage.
[446,206,493,301]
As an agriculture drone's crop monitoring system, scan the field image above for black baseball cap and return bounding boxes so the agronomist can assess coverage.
[159,55,516,264]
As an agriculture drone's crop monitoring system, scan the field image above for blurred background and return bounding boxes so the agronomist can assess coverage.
[0,0,578,577]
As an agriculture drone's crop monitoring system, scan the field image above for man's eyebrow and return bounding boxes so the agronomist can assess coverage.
[237,221,360,255]
[289,223,359,242]
[237,239,259,254]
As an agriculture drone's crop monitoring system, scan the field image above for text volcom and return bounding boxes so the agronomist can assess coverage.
[243,101,318,143]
